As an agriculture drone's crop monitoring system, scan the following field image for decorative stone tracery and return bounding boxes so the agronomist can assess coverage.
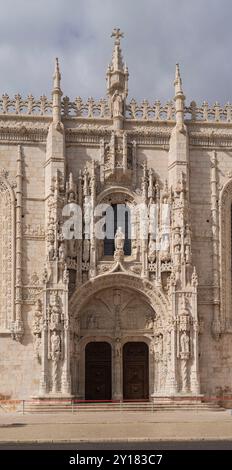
[0,170,15,332]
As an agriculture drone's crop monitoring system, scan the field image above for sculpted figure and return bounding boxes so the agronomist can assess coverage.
[115,226,125,251]
[51,331,61,361]
[180,331,190,354]
[112,90,123,117]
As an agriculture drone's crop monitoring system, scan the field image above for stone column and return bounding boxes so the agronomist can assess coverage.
[132,141,137,188]
[61,272,72,395]
[39,287,48,395]
[61,324,71,394]
[167,322,178,394]
[113,339,123,400]
[190,320,200,395]
[190,274,201,395]
[122,132,127,173]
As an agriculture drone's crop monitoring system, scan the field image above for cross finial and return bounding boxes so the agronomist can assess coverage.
[111,28,124,45]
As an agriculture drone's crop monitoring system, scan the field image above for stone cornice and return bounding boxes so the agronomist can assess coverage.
[0,111,232,146]
[0,114,50,142]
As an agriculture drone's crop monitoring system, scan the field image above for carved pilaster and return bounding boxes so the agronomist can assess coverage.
[13,145,24,341]
[89,160,97,278]
[211,151,221,339]
[61,272,71,394]
[39,284,49,395]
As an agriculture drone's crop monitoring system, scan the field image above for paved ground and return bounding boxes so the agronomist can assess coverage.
[0,409,232,443]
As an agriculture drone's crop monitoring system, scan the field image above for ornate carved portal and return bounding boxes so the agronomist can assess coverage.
[69,279,200,401]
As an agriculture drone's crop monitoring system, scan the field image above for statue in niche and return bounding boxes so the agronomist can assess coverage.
[148,238,156,263]
[115,338,121,358]
[50,330,61,361]
[112,90,123,117]
[145,315,154,330]
[180,331,190,354]
[114,227,125,251]
[59,241,65,261]
[154,334,163,361]
[86,314,98,329]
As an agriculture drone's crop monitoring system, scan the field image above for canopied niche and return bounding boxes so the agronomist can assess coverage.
[96,186,140,262]
[0,172,15,332]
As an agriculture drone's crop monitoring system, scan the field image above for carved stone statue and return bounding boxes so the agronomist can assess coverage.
[146,315,154,330]
[112,90,123,117]
[59,241,65,261]
[86,314,98,329]
[180,331,190,354]
[154,334,163,361]
[49,295,62,330]
[51,331,61,361]
[115,227,125,251]
[115,338,121,357]
[148,238,156,263]
[32,299,43,335]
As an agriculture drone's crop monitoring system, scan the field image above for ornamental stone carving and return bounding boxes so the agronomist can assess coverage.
[32,299,43,361]
[1,28,223,406]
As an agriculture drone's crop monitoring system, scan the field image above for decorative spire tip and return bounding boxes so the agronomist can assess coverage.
[111,27,124,45]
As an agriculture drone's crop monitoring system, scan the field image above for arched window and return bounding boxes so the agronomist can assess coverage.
[0,173,15,332]
[104,203,131,256]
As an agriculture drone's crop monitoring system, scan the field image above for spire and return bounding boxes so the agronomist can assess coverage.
[52,57,62,126]
[173,63,185,128]
[174,63,183,97]
[110,28,124,72]
[107,28,129,128]
[53,57,61,89]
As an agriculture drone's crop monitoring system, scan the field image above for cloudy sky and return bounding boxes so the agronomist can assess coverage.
[0,0,231,105]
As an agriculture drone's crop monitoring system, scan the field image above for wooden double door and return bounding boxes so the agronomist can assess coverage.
[85,341,149,400]
[123,342,149,400]
[85,342,112,400]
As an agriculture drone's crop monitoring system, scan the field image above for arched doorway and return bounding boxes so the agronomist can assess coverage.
[85,342,112,400]
[123,342,149,400]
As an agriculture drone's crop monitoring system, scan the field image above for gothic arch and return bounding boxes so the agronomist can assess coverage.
[69,272,169,321]
[0,172,15,332]
[220,178,232,329]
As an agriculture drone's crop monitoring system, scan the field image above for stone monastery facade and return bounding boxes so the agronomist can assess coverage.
[0,29,232,404]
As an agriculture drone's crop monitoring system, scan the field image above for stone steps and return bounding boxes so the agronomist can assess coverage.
[22,400,223,414]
